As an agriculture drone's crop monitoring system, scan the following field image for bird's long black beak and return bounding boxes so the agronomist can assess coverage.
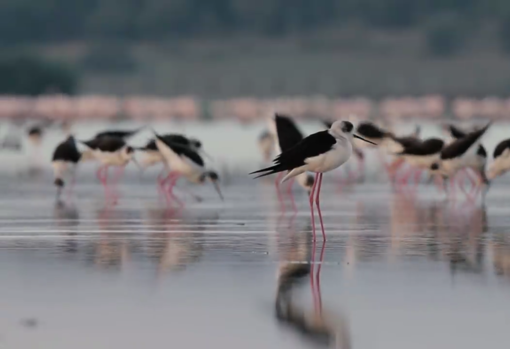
[212,181,224,201]
[353,134,377,145]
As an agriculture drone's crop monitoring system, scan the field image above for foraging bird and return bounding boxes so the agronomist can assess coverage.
[51,135,81,199]
[391,137,445,185]
[153,133,224,205]
[137,134,203,170]
[81,136,139,204]
[441,123,489,188]
[250,121,375,240]
[430,122,492,195]
[27,125,43,145]
[487,138,510,180]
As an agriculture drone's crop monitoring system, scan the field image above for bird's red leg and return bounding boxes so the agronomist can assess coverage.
[310,234,317,309]
[156,167,167,197]
[161,172,176,204]
[315,173,326,241]
[309,173,319,241]
[315,240,326,315]
[166,173,184,207]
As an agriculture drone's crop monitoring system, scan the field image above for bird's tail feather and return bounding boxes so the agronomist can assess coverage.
[250,165,281,178]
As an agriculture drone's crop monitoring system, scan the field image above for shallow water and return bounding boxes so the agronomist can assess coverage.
[0,173,509,349]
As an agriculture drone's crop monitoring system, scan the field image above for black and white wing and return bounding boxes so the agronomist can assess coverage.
[397,138,444,156]
[493,139,510,159]
[441,123,491,160]
[52,136,81,163]
[167,142,205,167]
[250,130,336,178]
[275,114,304,152]
[82,136,126,153]
[446,124,467,139]
[154,134,205,168]
[94,126,144,140]
[356,122,389,139]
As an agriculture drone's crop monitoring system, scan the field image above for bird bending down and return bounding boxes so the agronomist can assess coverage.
[81,136,139,204]
[391,137,444,187]
[137,134,205,187]
[250,120,376,240]
[153,133,223,206]
[51,135,82,200]
[430,122,492,199]
[442,123,489,190]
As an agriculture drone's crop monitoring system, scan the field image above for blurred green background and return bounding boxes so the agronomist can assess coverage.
[3,0,510,97]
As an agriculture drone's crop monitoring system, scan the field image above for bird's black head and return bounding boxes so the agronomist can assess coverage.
[54,178,65,187]
[306,174,314,188]
[191,139,202,149]
[200,171,224,200]
[341,121,354,133]
[208,171,219,182]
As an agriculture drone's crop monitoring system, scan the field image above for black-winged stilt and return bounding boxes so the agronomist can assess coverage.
[487,138,510,180]
[250,120,375,240]
[81,136,140,204]
[391,137,445,186]
[153,133,223,205]
[323,119,366,181]
[137,134,204,171]
[51,135,81,199]
[430,122,492,198]
[441,123,489,189]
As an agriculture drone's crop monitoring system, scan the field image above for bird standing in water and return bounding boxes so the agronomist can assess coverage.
[251,120,376,240]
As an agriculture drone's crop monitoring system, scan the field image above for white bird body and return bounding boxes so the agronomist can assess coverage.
[282,129,353,182]
[402,153,441,169]
[437,142,482,176]
[139,150,164,169]
[52,161,75,181]
[93,148,133,167]
[488,146,510,179]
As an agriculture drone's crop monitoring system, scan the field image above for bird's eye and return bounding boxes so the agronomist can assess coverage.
[341,121,353,133]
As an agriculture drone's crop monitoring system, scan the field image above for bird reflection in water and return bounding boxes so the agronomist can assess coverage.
[444,205,488,278]
[275,222,351,348]
[53,200,80,254]
[90,207,136,270]
[145,208,219,278]
[490,232,510,280]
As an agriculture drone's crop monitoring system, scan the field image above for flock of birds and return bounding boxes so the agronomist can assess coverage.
[252,114,510,240]
[44,113,510,240]
[51,126,223,205]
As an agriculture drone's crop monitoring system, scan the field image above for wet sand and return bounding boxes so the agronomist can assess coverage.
[0,175,509,349]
